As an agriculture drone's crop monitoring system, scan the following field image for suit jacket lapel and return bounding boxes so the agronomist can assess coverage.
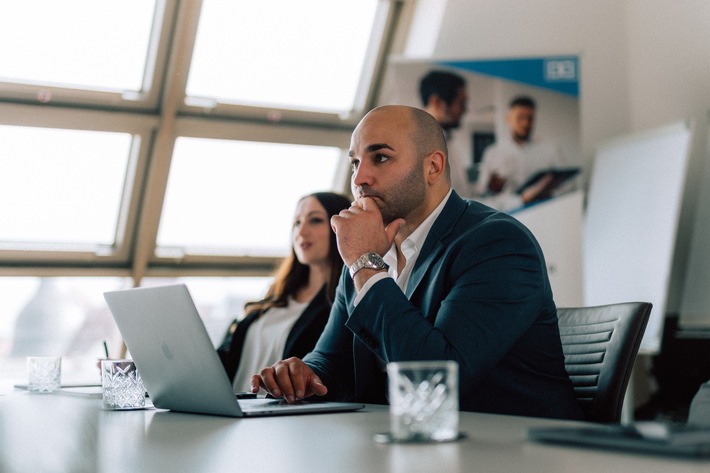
[405,192,467,298]
[283,286,328,355]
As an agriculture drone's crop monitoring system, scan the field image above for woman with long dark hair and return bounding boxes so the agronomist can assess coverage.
[217,191,350,393]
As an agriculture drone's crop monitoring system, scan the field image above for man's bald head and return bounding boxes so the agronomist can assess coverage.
[363,105,450,177]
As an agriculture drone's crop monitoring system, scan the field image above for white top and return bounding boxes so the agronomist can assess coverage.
[474,135,564,211]
[232,297,308,392]
[354,190,452,305]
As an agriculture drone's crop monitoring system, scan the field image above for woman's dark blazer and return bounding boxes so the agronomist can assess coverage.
[217,285,332,382]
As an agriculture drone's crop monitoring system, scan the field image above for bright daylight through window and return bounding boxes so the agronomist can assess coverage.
[0,0,393,378]
[158,138,341,256]
[187,0,380,113]
[0,0,155,91]
[0,126,131,248]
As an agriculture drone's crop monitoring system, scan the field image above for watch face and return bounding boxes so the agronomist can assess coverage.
[365,252,387,270]
[350,252,388,278]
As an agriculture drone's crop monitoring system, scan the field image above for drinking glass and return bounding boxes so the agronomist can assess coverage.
[387,360,459,442]
[27,356,62,393]
[101,359,145,410]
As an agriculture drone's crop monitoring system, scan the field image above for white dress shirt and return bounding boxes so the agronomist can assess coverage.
[474,135,564,211]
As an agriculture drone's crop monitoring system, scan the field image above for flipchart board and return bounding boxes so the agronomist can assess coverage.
[583,122,693,354]
[678,118,710,331]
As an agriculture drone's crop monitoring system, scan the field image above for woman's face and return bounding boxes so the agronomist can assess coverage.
[292,196,331,267]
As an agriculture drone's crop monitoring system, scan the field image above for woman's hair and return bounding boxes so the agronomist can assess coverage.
[244,191,351,314]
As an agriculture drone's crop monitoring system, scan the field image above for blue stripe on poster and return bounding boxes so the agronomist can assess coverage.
[437,57,579,97]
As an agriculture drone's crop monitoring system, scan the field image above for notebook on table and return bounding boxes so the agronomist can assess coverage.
[103,284,364,417]
[528,421,710,458]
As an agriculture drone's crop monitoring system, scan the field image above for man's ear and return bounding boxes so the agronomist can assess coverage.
[425,150,446,184]
[429,94,445,109]
[505,108,515,128]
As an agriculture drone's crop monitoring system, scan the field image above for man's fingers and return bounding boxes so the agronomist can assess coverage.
[249,374,264,394]
[270,357,320,403]
[258,365,283,398]
[385,218,406,245]
[285,359,307,401]
[253,359,327,404]
[271,361,298,402]
[308,375,328,397]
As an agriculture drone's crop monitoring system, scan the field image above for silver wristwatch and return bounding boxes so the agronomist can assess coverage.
[349,252,388,278]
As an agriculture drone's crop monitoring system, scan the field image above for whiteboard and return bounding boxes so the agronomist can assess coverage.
[678,122,710,330]
[583,122,692,354]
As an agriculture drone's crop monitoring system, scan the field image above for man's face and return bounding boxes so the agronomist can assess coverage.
[348,109,426,225]
[439,87,468,131]
[507,105,535,143]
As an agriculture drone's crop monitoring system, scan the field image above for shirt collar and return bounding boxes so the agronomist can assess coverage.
[384,189,453,266]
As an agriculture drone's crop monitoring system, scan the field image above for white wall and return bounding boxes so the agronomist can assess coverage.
[624,0,710,132]
[623,0,710,322]
[428,0,632,175]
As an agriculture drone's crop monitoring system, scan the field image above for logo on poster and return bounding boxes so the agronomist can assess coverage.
[545,60,577,81]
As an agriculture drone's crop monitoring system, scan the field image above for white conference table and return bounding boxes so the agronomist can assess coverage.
[1,380,708,473]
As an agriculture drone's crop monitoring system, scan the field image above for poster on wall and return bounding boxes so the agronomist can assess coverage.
[378,55,581,198]
[378,55,584,307]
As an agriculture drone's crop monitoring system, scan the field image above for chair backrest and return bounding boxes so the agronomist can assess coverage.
[557,302,652,423]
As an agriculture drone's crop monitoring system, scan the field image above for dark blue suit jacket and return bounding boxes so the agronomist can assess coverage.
[304,191,582,420]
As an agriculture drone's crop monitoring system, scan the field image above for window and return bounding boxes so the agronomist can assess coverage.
[187,0,382,114]
[0,0,155,92]
[158,138,342,257]
[0,0,405,372]
[0,277,129,379]
[0,125,133,249]
[0,0,397,264]
[0,276,270,379]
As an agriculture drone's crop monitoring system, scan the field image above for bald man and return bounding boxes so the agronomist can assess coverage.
[251,105,582,420]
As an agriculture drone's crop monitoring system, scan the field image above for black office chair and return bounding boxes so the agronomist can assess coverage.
[557,302,652,423]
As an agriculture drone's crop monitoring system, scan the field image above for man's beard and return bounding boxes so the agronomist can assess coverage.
[358,163,426,226]
[514,130,532,142]
[441,118,460,133]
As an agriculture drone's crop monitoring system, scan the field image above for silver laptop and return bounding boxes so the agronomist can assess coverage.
[103,284,364,417]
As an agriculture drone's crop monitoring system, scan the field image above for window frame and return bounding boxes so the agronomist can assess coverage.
[0,102,155,267]
[0,0,174,112]
[0,0,408,280]
[179,0,397,128]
